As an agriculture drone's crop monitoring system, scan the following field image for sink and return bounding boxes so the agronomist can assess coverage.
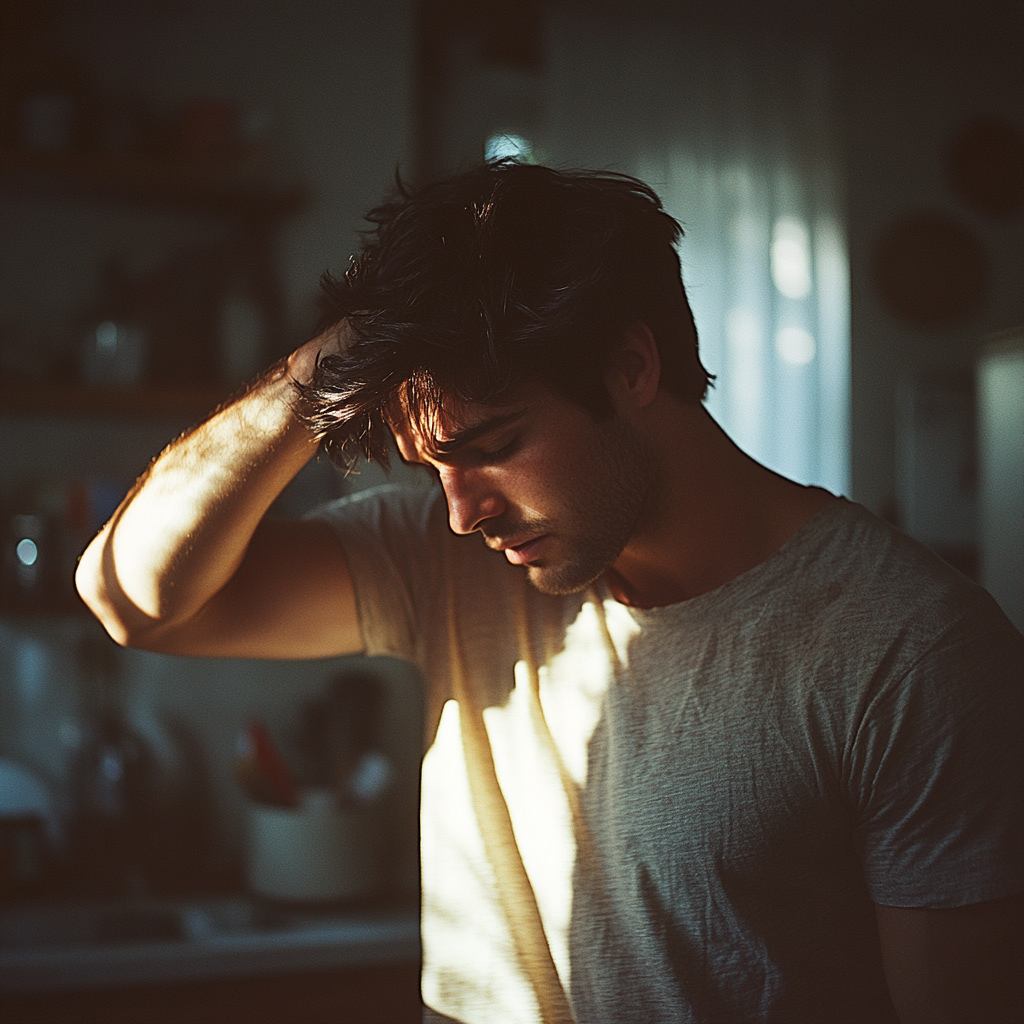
[0,897,323,950]
[0,897,420,992]
[0,903,186,948]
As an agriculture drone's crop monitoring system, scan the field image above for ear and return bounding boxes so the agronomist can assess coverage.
[605,321,661,411]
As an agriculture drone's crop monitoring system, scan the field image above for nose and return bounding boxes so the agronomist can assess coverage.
[439,468,505,534]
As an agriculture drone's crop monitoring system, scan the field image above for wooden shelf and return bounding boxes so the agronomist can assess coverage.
[0,382,232,420]
[0,150,301,421]
[0,148,306,216]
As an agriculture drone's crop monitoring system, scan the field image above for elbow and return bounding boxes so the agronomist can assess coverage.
[75,549,133,647]
[75,537,158,649]
[74,527,210,653]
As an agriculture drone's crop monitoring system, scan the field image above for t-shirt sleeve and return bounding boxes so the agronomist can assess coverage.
[848,596,1024,909]
[306,483,448,664]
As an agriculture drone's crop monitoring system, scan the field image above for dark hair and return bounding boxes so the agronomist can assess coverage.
[300,160,711,468]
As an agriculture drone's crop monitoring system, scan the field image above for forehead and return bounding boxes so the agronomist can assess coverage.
[413,402,525,455]
[388,385,539,459]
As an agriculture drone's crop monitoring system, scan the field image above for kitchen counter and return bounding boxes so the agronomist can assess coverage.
[0,897,419,993]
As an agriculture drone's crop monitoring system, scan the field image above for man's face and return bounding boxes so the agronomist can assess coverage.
[393,385,656,595]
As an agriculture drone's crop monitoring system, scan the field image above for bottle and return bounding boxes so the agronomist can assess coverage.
[66,635,154,896]
[78,257,149,389]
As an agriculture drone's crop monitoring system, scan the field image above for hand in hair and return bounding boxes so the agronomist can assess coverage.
[288,319,359,386]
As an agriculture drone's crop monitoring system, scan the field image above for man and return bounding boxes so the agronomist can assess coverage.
[77,162,1022,1023]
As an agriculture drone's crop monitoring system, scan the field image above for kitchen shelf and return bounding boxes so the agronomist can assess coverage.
[0,148,306,217]
[1,148,304,422]
[0,382,232,420]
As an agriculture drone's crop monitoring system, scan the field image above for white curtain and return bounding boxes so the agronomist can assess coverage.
[537,6,849,494]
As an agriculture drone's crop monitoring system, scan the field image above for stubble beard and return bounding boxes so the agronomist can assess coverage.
[524,419,657,596]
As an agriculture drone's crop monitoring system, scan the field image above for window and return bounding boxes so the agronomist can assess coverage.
[538,8,850,493]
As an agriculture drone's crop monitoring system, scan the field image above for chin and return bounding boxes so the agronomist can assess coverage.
[525,560,607,597]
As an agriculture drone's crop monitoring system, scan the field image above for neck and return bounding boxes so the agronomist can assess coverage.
[606,401,834,608]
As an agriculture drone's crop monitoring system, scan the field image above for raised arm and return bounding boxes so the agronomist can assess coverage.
[75,328,363,660]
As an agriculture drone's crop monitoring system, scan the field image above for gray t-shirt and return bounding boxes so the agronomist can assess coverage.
[314,486,1024,1024]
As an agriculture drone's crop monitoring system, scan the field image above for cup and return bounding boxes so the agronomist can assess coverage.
[245,789,378,902]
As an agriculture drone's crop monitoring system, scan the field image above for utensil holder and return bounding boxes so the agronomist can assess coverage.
[246,788,377,902]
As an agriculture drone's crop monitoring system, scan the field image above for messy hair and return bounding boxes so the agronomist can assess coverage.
[298,160,711,469]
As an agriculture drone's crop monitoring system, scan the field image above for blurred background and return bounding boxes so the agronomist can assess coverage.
[0,1,1021,1021]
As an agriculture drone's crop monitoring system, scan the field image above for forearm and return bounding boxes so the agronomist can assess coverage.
[76,353,319,645]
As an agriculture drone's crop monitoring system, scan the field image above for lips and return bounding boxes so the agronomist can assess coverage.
[503,536,547,565]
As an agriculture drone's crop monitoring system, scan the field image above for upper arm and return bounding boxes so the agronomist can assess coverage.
[137,517,364,659]
[875,894,1024,1024]
[854,609,1024,1021]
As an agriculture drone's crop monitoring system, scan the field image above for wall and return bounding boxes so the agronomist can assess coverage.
[841,3,1024,515]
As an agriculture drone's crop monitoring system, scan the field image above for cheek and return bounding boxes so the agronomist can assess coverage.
[509,438,595,511]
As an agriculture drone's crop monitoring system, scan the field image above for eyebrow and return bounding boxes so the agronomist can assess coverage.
[430,410,526,457]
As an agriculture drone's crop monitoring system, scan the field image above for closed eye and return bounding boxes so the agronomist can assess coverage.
[480,436,521,464]
[423,437,518,471]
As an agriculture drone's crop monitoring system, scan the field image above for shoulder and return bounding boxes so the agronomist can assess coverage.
[741,498,1024,739]
[792,498,1019,654]
[808,504,1022,777]
[306,481,456,566]
[308,480,526,598]
[308,480,446,534]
